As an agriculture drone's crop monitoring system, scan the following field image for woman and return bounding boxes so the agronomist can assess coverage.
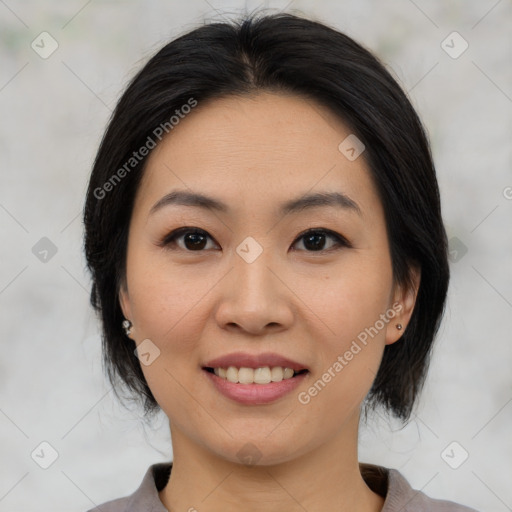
[83,11,479,512]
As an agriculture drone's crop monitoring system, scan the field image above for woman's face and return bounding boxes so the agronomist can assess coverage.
[120,92,416,465]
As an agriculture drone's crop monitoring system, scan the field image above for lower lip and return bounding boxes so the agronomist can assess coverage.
[203,369,308,405]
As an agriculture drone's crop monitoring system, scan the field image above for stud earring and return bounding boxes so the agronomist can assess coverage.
[396,324,403,330]
[122,319,132,336]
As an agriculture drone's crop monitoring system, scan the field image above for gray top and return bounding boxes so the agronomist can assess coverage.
[87,462,479,511]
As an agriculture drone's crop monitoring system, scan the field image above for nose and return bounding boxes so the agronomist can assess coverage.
[214,248,294,336]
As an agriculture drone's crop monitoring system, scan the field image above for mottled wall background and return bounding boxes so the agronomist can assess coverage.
[1,1,511,511]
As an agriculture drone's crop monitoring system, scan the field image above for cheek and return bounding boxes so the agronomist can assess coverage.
[298,254,393,407]
[305,256,393,344]
[297,269,392,421]
[125,248,215,380]
[125,260,209,412]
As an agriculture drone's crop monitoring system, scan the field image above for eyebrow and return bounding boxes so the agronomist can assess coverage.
[149,189,362,217]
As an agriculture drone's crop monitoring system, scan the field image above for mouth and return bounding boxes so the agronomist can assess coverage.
[202,365,309,405]
[202,366,309,385]
[203,351,309,380]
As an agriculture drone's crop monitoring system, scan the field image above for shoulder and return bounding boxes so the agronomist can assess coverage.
[84,462,172,512]
[385,468,480,512]
[85,496,130,512]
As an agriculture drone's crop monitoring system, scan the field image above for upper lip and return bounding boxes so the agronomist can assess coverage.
[203,352,309,372]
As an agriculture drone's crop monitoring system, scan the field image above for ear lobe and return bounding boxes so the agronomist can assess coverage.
[385,267,421,346]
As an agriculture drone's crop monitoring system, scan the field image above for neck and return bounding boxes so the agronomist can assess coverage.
[158,412,385,512]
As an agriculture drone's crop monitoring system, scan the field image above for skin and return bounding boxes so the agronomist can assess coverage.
[119,92,419,512]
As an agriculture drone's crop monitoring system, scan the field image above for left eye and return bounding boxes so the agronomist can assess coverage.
[291,229,349,252]
[160,228,349,252]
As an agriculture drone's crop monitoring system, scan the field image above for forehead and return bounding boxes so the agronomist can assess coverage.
[136,92,380,218]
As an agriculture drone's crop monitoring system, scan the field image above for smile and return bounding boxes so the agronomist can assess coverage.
[202,367,309,405]
[205,366,308,384]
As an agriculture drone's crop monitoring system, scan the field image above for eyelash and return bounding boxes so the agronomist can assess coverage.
[159,227,351,253]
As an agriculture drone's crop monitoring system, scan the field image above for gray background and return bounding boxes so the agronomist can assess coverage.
[1,0,511,510]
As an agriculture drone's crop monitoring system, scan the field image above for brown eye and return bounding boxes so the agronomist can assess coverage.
[292,229,350,252]
[161,228,218,251]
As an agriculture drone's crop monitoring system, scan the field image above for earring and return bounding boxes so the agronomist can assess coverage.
[122,319,132,336]
[396,324,403,330]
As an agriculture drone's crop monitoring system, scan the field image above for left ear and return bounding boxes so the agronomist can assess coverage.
[385,266,421,345]
[118,280,135,340]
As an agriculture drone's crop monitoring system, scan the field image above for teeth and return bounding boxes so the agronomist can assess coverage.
[212,366,299,384]
[271,367,283,382]
[238,367,254,384]
[254,367,271,384]
[226,366,238,383]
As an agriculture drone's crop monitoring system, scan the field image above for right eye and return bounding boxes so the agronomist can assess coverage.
[160,227,219,251]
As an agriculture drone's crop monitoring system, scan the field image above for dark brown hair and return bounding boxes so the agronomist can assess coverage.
[83,11,449,423]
